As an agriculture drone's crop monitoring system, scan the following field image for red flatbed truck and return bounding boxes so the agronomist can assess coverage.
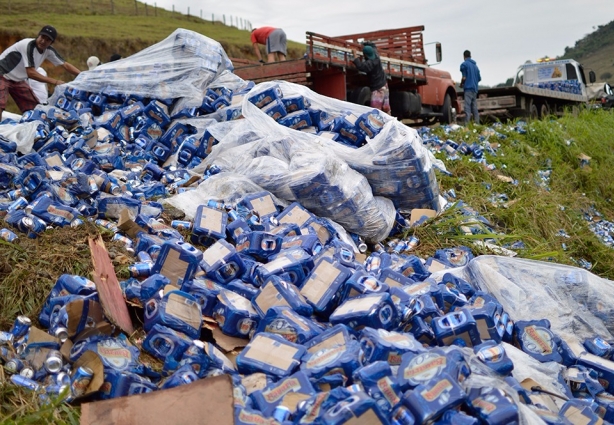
[232,26,460,125]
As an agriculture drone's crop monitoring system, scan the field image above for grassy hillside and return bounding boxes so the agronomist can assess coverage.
[0,0,305,86]
[560,20,614,83]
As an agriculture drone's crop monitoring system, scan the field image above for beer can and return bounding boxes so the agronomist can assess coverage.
[272,405,291,423]
[0,228,18,242]
[19,366,35,379]
[128,262,153,278]
[56,371,72,387]
[5,357,25,374]
[6,189,24,201]
[391,406,415,425]
[171,220,193,231]
[7,196,29,213]
[112,233,133,247]
[347,383,364,393]
[71,366,94,397]
[70,218,84,228]
[0,330,15,345]
[44,349,64,374]
[206,200,225,210]
[136,251,153,264]
[407,236,420,251]
[94,219,118,232]
[0,346,13,362]
[10,374,41,391]
[10,315,32,339]
[53,327,69,343]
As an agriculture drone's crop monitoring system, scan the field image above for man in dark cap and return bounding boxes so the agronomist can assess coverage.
[351,44,390,113]
[0,25,81,121]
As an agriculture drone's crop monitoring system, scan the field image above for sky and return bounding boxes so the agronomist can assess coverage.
[148,0,614,86]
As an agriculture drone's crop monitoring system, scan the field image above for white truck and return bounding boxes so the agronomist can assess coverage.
[460,59,597,120]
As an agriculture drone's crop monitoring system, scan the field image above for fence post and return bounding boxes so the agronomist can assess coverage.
[134,0,137,15]
[212,13,214,24]
[223,14,225,25]
[172,5,175,13]
[187,7,190,16]
[200,10,202,19]
[145,3,148,16]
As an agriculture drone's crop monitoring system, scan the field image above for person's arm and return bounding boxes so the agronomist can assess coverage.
[460,63,467,88]
[26,67,62,85]
[61,61,81,76]
[252,43,264,63]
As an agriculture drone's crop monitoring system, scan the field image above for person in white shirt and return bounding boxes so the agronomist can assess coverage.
[28,67,49,104]
[0,25,80,121]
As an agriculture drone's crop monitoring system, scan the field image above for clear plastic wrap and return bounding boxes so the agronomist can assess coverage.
[0,120,41,154]
[163,172,287,219]
[51,28,234,106]
[240,81,441,212]
[431,255,614,344]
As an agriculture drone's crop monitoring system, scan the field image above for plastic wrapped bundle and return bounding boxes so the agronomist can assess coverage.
[52,28,234,106]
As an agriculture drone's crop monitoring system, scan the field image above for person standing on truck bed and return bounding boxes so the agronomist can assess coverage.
[351,45,391,114]
[0,25,81,122]
[251,27,287,63]
[460,50,481,124]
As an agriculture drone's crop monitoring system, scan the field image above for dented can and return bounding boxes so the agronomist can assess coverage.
[0,228,18,242]
[71,366,94,397]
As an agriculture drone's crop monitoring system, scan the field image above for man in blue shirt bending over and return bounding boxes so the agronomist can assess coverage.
[460,50,481,124]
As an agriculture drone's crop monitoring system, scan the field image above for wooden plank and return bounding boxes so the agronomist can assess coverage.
[80,375,234,425]
[88,235,134,335]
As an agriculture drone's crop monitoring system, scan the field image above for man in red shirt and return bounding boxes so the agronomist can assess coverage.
[251,27,287,63]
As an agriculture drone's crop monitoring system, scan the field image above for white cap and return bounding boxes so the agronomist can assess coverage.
[86,56,101,70]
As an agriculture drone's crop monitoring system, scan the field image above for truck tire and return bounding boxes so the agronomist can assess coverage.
[441,94,453,124]
[350,86,371,106]
[539,103,550,119]
[527,100,539,120]
[390,91,410,118]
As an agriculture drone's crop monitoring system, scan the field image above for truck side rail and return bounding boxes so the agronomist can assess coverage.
[306,32,428,84]
[334,26,426,64]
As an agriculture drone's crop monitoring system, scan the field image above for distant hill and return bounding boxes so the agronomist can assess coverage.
[559,20,614,83]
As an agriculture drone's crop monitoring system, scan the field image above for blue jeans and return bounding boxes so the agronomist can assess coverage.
[464,90,479,124]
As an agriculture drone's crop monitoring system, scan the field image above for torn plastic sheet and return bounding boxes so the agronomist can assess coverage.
[431,255,614,344]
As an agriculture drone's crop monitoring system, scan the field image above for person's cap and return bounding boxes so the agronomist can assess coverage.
[38,25,57,42]
[87,56,101,70]
[362,45,376,60]
[109,53,122,62]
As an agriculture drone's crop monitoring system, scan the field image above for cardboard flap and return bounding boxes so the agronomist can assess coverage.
[118,209,148,239]
[254,282,289,315]
[80,375,234,425]
[66,299,106,337]
[165,293,202,330]
[409,208,436,225]
[158,249,188,288]
[73,350,104,397]
[211,327,249,352]
[244,335,298,371]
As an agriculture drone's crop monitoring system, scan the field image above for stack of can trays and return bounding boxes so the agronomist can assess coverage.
[247,83,386,147]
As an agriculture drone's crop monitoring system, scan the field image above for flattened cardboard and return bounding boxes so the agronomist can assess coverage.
[244,334,299,371]
[564,405,603,425]
[158,248,188,288]
[282,392,311,412]
[409,208,437,225]
[165,292,202,330]
[202,240,231,268]
[333,294,382,316]
[211,327,249,352]
[249,195,277,218]
[73,350,104,397]
[427,259,448,273]
[279,206,312,227]
[66,299,106,338]
[89,235,135,335]
[300,259,341,304]
[254,281,290,314]
[80,375,234,425]
[23,327,60,370]
[307,331,348,354]
[242,372,269,395]
[117,209,148,239]
[199,206,224,234]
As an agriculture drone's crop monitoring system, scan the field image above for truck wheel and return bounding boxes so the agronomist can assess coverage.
[539,103,550,119]
[528,100,539,120]
[350,86,371,106]
[390,91,410,118]
[441,94,453,124]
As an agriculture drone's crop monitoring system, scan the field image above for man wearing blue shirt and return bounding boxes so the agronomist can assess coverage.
[460,50,481,124]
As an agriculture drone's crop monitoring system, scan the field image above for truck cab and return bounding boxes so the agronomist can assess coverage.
[513,59,592,98]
